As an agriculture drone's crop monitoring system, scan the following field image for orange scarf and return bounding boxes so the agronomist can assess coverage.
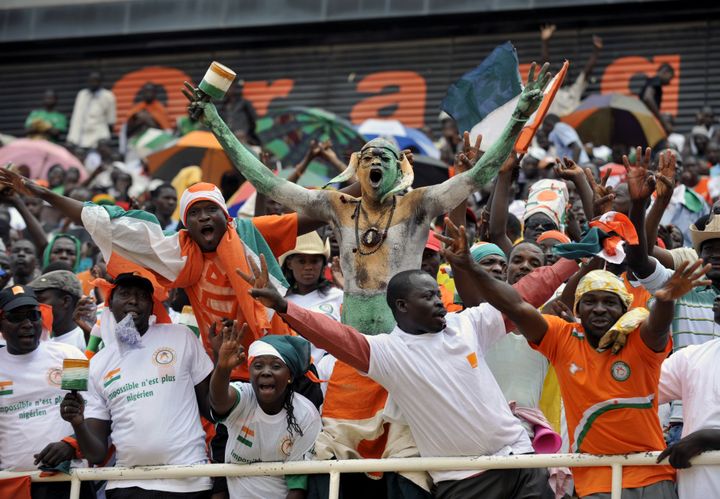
[127,100,171,130]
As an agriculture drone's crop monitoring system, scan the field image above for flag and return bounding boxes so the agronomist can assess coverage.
[442,42,522,138]
[441,42,569,153]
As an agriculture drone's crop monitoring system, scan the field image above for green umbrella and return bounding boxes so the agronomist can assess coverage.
[255,107,366,186]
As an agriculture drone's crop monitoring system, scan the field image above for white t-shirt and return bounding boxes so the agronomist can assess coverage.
[51,326,87,352]
[222,383,321,499]
[367,304,533,483]
[85,323,213,492]
[0,342,85,470]
[659,339,720,498]
[286,287,343,362]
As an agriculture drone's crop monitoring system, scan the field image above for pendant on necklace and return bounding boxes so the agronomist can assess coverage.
[361,227,382,246]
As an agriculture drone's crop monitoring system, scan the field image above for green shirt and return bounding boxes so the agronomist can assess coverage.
[25,109,68,132]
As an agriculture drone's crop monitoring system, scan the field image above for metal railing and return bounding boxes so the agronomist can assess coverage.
[3,451,720,499]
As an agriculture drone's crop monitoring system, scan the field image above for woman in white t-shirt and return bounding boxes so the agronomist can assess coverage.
[279,231,343,363]
[210,323,322,499]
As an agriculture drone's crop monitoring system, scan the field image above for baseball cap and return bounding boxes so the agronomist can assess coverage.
[425,231,442,253]
[0,285,39,312]
[29,270,83,299]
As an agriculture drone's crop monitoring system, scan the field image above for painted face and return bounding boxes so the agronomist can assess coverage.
[0,305,43,355]
[396,273,447,334]
[358,142,401,201]
[10,240,37,275]
[110,282,153,334]
[185,201,228,252]
[577,290,625,340]
[250,355,292,409]
[700,239,720,283]
[478,254,507,281]
[421,249,441,279]
[50,238,77,267]
[538,238,562,265]
[523,213,558,242]
[507,243,545,285]
[286,253,325,289]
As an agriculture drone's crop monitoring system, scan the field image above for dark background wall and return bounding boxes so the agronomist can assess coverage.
[0,1,717,141]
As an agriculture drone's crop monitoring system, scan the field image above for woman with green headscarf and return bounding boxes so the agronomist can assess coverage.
[209,322,322,499]
[43,233,81,272]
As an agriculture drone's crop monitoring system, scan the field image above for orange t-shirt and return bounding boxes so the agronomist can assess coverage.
[531,315,674,496]
[622,272,652,310]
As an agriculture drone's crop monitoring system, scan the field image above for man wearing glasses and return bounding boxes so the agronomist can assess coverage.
[0,285,91,499]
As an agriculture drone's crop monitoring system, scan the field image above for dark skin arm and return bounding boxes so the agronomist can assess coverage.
[554,157,594,223]
[194,374,212,421]
[658,428,720,468]
[448,132,482,232]
[645,150,676,268]
[0,169,84,225]
[581,35,603,78]
[59,392,111,465]
[437,218,549,344]
[487,155,518,256]
[624,147,657,279]
[33,441,76,468]
[641,259,711,352]
[540,24,556,63]
[208,321,247,418]
[5,193,49,253]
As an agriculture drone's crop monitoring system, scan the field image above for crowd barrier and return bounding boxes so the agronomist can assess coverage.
[2,451,720,499]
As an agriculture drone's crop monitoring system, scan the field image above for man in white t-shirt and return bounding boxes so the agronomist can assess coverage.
[240,256,553,498]
[657,295,720,498]
[60,272,214,498]
[30,270,87,351]
[0,285,92,499]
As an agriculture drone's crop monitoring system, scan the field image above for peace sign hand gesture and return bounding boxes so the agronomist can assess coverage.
[236,254,288,313]
[623,146,655,202]
[216,321,249,372]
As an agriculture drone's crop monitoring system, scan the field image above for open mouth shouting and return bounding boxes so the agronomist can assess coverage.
[369,167,384,188]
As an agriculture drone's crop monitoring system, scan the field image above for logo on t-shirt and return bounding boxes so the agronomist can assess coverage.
[47,368,62,386]
[152,348,176,367]
[103,368,121,388]
[611,361,631,382]
[237,425,254,448]
[280,436,294,457]
[0,380,13,396]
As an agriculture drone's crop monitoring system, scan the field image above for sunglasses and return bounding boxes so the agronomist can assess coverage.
[3,309,42,323]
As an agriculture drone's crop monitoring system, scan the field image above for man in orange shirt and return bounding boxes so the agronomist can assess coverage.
[436,152,714,498]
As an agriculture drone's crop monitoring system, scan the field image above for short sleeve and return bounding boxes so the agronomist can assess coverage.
[366,334,394,384]
[84,368,110,421]
[185,328,213,385]
[634,257,673,294]
[659,350,687,404]
[252,213,299,257]
[220,382,251,424]
[458,304,505,354]
[530,314,574,364]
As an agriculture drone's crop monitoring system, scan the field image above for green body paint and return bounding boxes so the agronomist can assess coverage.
[341,293,395,335]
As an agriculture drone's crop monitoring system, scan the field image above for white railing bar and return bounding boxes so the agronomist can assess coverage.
[328,470,341,499]
[610,463,623,499]
[2,451,718,484]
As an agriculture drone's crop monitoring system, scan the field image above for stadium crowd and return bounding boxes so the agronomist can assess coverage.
[2,25,720,499]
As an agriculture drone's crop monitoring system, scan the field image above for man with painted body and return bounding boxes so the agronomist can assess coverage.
[184,63,550,335]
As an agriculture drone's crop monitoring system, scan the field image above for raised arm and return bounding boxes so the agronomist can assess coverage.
[487,155,518,256]
[646,150,676,268]
[625,147,658,279]
[641,259,711,352]
[4,193,49,253]
[237,255,371,372]
[581,35,603,78]
[0,168,84,225]
[438,219,549,344]
[209,322,248,417]
[422,63,552,217]
[447,132,483,232]
[184,84,331,221]
[555,157,594,223]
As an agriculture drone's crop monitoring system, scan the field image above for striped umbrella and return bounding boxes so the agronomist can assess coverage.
[357,119,440,159]
[256,107,366,186]
[563,93,666,148]
[145,131,232,186]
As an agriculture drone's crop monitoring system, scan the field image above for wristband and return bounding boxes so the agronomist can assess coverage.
[62,436,84,460]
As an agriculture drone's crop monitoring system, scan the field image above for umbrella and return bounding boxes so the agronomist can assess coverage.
[562,93,666,149]
[0,138,86,181]
[146,131,234,186]
[255,107,366,185]
[357,119,440,159]
[411,154,449,188]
